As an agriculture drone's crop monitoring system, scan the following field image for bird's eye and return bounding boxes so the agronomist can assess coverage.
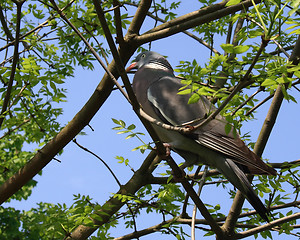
[141,53,146,58]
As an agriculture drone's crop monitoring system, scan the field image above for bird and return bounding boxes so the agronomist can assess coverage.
[127,51,276,221]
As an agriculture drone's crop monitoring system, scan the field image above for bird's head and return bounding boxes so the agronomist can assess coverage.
[126,51,173,73]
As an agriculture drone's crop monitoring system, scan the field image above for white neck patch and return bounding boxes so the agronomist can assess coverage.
[145,62,171,72]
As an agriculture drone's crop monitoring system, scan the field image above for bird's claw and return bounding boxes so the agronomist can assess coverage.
[184,125,195,131]
[154,143,171,159]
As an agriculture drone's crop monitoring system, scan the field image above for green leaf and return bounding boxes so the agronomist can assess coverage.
[127,124,136,131]
[188,93,200,104]
[293,70,300,78]
[90,214,103,222]
[50,81,57,92]
[248,30,263,38]
[119,120,126,128]
[115,156,124,163]
[288,0,300,16]
[233,45,250,54]
[226,0,241,6]
[117,130,130,134]
[221,44,234,53]
[261,78,277,87]
[112,126,123,130]
[178,89,192,95]
[112,118,120,125]
[167,174,173,183]
[225,123,232,135]
[281,84,290,100]
[125,133,136,139]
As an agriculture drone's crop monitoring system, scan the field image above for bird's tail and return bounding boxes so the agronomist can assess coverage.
[223,158,270,222]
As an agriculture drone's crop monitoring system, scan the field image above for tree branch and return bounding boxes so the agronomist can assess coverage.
[113,217,178,240]
[0,0,24,129]
[181,199,300,228]
[236,212,300,239]
[125,2,220,54]
[113,0,125,46]
[0,3,14,41]
[135,0,262,45]
[147,159,300,186]
[126,0,152,37]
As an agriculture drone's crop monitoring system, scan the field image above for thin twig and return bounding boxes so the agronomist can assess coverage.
[68,150,159,239]
[7,81,30,111]
[0,118,31,139]
[73,138,140,236]
[192,166,209,240]
[245,16,290,58]
[20,97,44,132]
[0,4,14,41]
[81,25,110,65]
[0,0,76,52]
[245,93,274,116]
[181,166,203,217]
[113,0,125,46]
[73,139,122,187]
[231,87,263,116]
[216,11,246,88]
[49,0,131,103]
[113,217,178,240]
[186,199,300,226]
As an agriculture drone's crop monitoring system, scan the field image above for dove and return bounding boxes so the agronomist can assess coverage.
[127,51,276,221]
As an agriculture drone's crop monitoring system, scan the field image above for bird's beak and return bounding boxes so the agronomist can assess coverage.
[126,62,137,72]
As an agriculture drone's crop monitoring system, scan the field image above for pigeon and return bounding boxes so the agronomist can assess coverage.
[127,51,276,221]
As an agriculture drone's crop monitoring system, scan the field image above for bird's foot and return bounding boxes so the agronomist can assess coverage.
[155,143,171,160]
[184,125,195,131]
[155,144,186,180]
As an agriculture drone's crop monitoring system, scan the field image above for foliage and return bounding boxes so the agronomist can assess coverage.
[111,118,151,153]
[0,195,117,239]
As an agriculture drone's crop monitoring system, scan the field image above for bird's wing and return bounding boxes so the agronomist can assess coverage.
[197,130,276,175]
[147,76,276,175]
[147,76,210,126]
